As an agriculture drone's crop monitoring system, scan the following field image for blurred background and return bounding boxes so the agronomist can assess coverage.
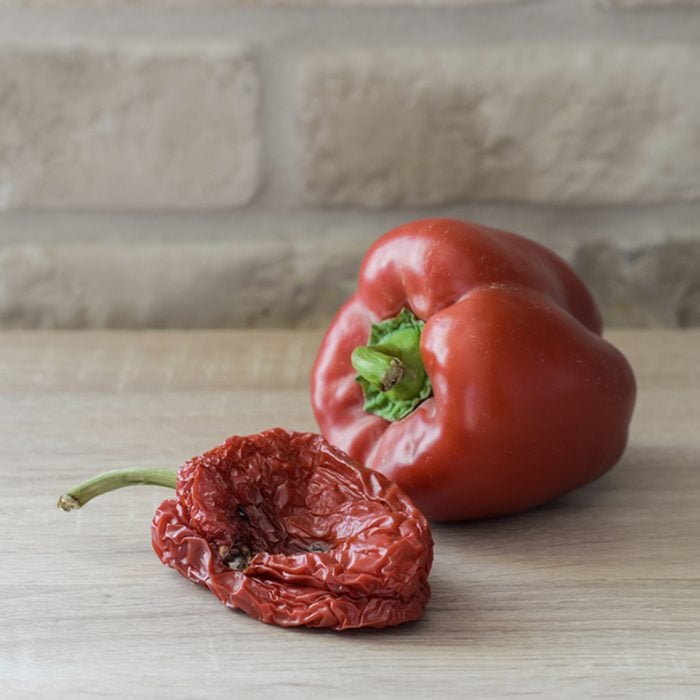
[1,1,699,330]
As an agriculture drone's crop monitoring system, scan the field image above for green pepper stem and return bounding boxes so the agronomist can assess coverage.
[57,468,178,511]
[351,308,432,422]
[351,346,405,392]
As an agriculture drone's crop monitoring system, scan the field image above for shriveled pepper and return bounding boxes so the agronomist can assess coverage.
[311,218,636,521]
[58,428,433,630]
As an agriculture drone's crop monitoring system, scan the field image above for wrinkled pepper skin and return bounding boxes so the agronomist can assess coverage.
[311,219,637,521]
[152,429,433,629]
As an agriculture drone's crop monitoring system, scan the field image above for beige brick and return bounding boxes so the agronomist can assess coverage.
[2,235,698,329]
[268,0,519,4]
[601,0,700,7]
[0,40,259,209]
[12,0,521,5]
[299,46,700,206]
[0,238,362,328]
[574,241,700,328]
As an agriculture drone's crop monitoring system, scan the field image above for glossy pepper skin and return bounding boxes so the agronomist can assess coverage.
[311,218,637,521]
[152,429,433,629]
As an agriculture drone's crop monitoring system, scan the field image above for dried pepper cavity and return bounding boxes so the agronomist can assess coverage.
[151,429,433,630]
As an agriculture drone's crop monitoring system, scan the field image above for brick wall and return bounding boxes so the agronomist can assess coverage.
[1,2,699,328]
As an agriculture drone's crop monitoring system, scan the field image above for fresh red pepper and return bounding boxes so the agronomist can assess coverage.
[311,218,636,521]
[58,429,433,630]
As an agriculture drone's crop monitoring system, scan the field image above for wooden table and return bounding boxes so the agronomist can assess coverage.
[2,330,698,698]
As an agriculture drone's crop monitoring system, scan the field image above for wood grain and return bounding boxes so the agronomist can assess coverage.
[1,330,698,698]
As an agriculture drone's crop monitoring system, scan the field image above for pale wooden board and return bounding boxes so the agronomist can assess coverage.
[1,330,698,698]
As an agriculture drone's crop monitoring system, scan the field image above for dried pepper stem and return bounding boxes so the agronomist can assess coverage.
[57,468,177,511]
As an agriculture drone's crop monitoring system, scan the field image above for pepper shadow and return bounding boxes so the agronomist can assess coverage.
[428,442,693,576]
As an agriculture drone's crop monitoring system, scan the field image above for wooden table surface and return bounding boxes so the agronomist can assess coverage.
[1,330,699,698]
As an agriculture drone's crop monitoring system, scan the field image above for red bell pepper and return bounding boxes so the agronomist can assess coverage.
[311,219,636,521]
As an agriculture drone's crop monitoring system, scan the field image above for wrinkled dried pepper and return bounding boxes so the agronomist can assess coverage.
[58,428,433,630]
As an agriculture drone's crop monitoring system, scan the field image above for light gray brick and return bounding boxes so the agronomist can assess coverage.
[299,46,700,206]
[0,40,259,209]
